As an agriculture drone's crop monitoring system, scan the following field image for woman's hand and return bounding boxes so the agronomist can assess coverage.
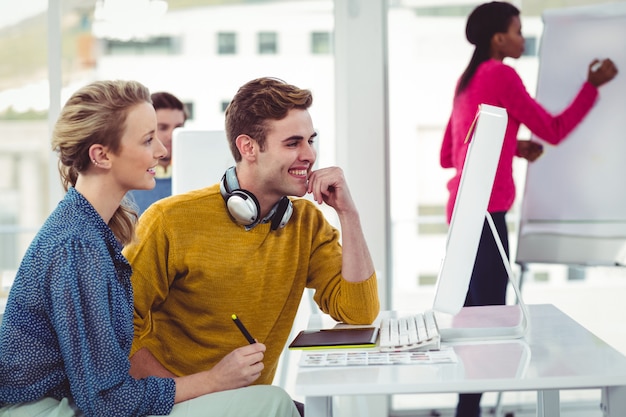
[517,140,544,162]
[587,58,618,88]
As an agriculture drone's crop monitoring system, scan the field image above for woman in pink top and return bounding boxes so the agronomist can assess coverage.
[440,2,618,417]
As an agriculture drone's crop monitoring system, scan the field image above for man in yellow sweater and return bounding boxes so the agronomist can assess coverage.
[123,77,380,409]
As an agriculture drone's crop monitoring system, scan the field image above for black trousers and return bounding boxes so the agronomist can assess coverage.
[295,400,305,417]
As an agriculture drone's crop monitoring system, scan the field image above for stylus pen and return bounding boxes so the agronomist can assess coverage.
[231,314,256,344]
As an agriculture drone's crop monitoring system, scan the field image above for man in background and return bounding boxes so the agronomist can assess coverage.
[128,91,188,215]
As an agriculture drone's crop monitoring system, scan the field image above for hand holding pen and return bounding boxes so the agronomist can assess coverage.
[232,314,256,344]
[206,318,266,389]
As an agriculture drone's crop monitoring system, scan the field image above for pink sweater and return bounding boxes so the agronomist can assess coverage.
[440,59,598,223]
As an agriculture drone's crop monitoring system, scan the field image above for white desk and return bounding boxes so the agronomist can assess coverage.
[294,304,626,417]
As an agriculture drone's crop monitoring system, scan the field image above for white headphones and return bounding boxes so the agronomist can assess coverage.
[220,166,293,230]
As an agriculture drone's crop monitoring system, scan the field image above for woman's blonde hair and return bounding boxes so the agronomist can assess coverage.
[51,80,152,245]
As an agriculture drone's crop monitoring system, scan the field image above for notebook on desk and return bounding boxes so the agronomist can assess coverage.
[288,326,379,350]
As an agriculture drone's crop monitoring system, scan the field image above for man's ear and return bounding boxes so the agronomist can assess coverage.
[89,144,112,169]
[236,134,256,161]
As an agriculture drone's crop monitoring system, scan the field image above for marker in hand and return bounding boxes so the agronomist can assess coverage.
[232,314,256,344]
[591,60,603,72]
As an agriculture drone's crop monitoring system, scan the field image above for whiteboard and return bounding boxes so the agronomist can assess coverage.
[171,129,234,195]
[516,3,626,266]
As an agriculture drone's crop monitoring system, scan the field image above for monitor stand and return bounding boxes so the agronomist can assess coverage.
[436,212,530,342]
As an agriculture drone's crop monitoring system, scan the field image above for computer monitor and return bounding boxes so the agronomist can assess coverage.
[171,129,234,194]
[432,104,529,341]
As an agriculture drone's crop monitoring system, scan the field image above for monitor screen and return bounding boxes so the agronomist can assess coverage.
[432,104,508,315]
[171,129,234,194]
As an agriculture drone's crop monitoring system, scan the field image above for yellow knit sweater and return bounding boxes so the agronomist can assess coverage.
[123,184,379,385]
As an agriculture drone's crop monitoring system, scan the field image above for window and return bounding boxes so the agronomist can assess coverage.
[218,32,237,55]
[258,32,278,54]
[104,36,178,55]
[522,36,538,56]
[311,31,332,54]
[183,102,194,121]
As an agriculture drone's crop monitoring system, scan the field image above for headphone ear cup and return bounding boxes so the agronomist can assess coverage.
[270,197,293,231]
[226,190,260,226]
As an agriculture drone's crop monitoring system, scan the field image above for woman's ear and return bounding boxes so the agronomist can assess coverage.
[489,33,506,60]
[492,33,505,47]
[89,144,111,169]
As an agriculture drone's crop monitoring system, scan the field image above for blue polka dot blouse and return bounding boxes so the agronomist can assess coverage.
[0,187,175,416]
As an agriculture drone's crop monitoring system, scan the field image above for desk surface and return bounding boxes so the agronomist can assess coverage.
[294,304,626,397]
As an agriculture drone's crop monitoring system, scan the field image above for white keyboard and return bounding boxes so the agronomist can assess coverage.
[379,310,441,352]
